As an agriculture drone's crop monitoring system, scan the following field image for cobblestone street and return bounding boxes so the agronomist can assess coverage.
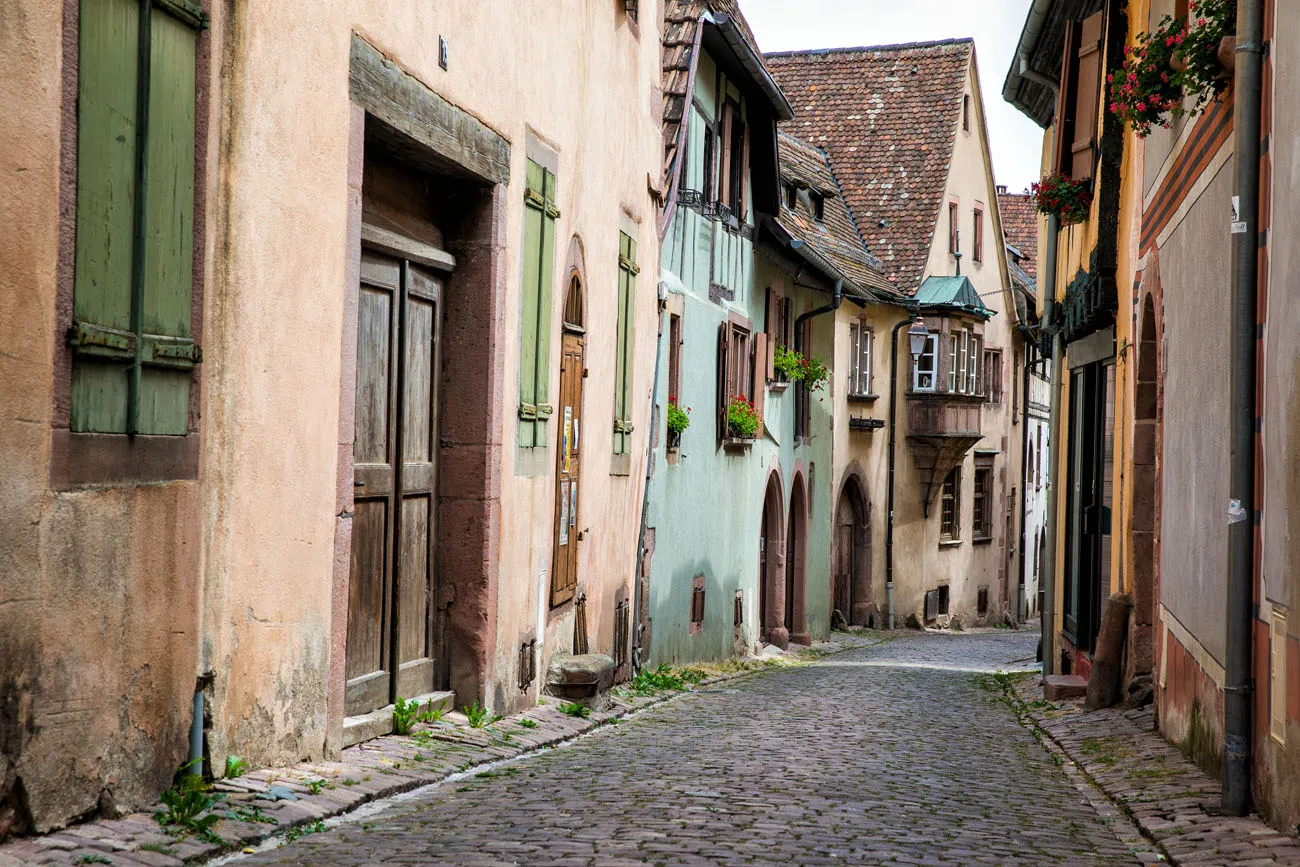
[231,632,1142,866]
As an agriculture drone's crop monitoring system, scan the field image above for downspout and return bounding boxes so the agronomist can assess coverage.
[1041,214,1062,676]
[885,312,917,631]
[631,283,669,673]
[1018,329,1032,622]
[1224,0,1264,818]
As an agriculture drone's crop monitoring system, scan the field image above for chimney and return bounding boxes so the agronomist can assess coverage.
[996,184,1008,195]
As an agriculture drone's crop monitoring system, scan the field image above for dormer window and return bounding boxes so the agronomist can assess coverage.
[810,192,825,221]
[786,183,799,209]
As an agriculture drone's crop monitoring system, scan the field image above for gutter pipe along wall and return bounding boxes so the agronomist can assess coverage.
[1041,213,1061,677]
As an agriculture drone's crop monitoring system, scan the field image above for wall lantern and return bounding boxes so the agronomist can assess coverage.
[907,317,930,361]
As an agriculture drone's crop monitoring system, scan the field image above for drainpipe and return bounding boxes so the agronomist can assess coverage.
[630,283,668,674]
[792,276,844,333]
[1041,213,1062,677]
[189,687,204,775]
[885,311,919,630]
[1018,328,1032,622]
[1224,0,1263,818]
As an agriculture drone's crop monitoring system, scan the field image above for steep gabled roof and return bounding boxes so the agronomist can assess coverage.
[661,1,789,193]
[997,190,1038,281]
[765,39,974,293]
[774,132,899,299]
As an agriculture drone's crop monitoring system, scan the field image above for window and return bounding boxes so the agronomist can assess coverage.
[519,158,560,447]
[973,466,993,541]
[938,585,950,616]
[720,98,748,219]
[613,230,639,455]
[786,184,799,210]
[962,94,971,131]
[717,319,764,440]
[701,126,716,204]
[848,322,873,395]
[948,333,958,392]
[940,468,961,541]
[667,313,683,409]
[795,318,811,439]
[734,590,744,626]
[70,0,203,438]
[913,333,938,391]
[983,348,1003,402]
[623,0,638,22]
[948,202,959,254]
[810,192,825,221]
[972,207,984,263]
[1055,11,1104,181]
[967,336,980,394]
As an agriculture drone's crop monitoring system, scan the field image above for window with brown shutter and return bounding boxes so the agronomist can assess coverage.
[948,203,959,254]
[972,207,984,263]
[717,318,754,440]
[668,313,682,404]
[1055,12,1105,182]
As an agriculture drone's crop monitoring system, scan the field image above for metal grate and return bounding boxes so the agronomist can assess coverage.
[690,575,706,634]
[518,639,536,691]
[734,590,744,627]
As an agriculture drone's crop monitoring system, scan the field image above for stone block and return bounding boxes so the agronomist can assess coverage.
[1045,674,1088,700]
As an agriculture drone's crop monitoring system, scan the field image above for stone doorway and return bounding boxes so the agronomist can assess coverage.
[1130,294,1160,680]
[787,473,810,645]
[759,472,787,649]
[834,476,871,627]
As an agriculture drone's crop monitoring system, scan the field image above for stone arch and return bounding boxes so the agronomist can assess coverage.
[759,469,788,648]
[787,471,810,645]
[833,466,873,627]
[1131,273,1163,682]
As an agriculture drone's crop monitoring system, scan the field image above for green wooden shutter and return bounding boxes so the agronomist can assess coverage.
[70,0,201,436]
[613,231,638,455]
[519,159,558,447]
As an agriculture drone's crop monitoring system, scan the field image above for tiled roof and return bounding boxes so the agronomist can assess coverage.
[997,191,1038,280]
[765,40,974,294]
[775,132,899,299]
[662,0,767,190]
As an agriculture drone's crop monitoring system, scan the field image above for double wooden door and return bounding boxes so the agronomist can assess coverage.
[346,250,445,716]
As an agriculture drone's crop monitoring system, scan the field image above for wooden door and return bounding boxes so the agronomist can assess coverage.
[759,507,769,643]
[346,250,444,716]
[550,331,584,607]
[833,513,854,621]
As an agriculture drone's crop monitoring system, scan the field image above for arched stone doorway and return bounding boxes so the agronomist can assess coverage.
[787,473,810,645]
[833,476,871,627]
[759,472,788,648]
[1130,293,1160,679]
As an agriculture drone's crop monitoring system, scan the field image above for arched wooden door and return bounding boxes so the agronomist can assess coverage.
[550,274,585,607]
[759,473,787,648]
[833,479,870,627]
[786,475,809,645]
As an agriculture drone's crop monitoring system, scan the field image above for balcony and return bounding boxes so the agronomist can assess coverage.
[905,392,984,517]
[905,392,982,438]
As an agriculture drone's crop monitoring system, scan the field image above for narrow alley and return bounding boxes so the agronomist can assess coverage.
[231,632,1140,866]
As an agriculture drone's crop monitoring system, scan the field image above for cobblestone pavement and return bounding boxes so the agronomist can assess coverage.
[233,631,1145,866]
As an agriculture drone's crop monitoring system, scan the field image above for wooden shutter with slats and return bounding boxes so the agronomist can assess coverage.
[1071,11,1104,181]
[752,334,768,422]
[716,323,730,441]
[520,159,559,447]
[71,0,200,436]
[613,231,638,454]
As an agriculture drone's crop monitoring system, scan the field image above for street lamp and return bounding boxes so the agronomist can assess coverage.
[907,317,929,361]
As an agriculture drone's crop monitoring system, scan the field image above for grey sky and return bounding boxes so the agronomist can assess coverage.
[741,0,1044,193]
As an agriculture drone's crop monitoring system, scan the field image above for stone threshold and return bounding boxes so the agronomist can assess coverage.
[1012,677,1300,866]
[0,633,883,866]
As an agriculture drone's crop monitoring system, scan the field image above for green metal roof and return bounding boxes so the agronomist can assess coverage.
[913,275,995,319]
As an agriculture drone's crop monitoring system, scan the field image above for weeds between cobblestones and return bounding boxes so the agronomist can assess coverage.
[0,635,879,867]
[1008,677,1300,865]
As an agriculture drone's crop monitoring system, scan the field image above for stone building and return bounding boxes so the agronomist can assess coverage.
[0,0,661,834]
[767,40,1024,630]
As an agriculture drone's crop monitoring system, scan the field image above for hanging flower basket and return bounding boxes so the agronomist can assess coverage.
[1109,0,1234,137]
[1030,172,1094,226]
[772,344,830,392]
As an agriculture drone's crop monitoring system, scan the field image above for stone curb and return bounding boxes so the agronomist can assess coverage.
[0,634,883,867]
[1009,678,1300,866]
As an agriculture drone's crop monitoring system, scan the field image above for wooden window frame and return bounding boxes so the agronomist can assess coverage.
[948,202,959,254]
[940,468,961,541]
[967,335,980,395]
[848,320,873,396]
[1054,12,1104,183]
[667,312,683,408]
[972,206,984,263]
[717,315,762,441]
[55,0,209,487]
[913,333,938,392]
[983,348,1003,403]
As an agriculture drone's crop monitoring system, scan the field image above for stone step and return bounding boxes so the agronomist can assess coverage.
[1044,674,1087,700]
[342,690,455,748]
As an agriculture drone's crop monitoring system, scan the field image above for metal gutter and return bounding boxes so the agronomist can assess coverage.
[1041,213,1062,676]
[710,13,795,122]
[1002,0,1059,127]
